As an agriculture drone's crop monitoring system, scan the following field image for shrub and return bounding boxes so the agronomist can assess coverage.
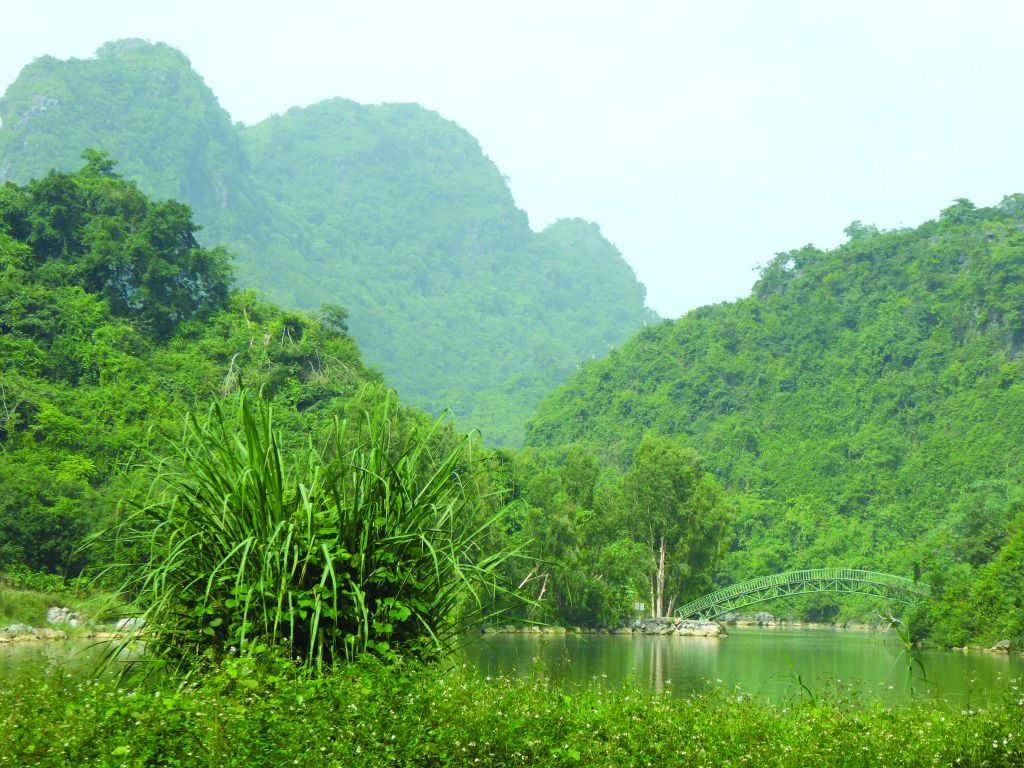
[0,567,68,594]
[97,386,522,673]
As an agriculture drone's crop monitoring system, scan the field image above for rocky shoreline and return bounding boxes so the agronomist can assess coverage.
[482,612,1017,654]
[0,625,124,645]
[6,608,1014,656]
[1,608,142,646]
[722,610,885,631]
[484,618,727,638]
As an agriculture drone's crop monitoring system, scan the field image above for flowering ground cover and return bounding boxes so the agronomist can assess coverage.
[2,661,1021,767]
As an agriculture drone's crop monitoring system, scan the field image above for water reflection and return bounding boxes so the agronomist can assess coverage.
[0,638,140,681]
[463,628,1023,705]
[0,640,106,679]
[4,630,1020,706]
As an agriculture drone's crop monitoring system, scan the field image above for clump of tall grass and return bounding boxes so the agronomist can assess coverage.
[0,585,52,627]
[95,386,522,673]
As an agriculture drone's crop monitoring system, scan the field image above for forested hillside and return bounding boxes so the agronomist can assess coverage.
[527,200,1024,645]
[0,157,386,574]
[0,40,655,445]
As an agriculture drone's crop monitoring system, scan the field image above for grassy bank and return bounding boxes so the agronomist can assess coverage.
[0,583,101,632]
[0,570,123,630]
[1,662,1021,767]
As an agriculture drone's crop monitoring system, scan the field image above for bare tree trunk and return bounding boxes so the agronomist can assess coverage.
[649,580,656,619]
[537,573,549,602]
[0,382,20,434]
[665,594,676,618]
[518,566,538,590]
[655,536,666,618]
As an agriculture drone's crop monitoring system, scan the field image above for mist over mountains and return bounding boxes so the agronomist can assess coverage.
[0,39,655,444]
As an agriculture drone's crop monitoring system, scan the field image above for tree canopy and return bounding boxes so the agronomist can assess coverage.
[0,158,380,573]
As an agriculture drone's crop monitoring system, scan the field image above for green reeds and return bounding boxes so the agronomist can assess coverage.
[95,386,523,674]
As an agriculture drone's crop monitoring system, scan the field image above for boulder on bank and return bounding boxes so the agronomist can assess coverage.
[626,618,726,637]
[675,620,727,637]
[46,606,82,628]
[989,639,1012,653]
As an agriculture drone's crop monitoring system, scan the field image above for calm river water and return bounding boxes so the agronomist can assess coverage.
[3,628,1021,705]
[462,628,1024,705]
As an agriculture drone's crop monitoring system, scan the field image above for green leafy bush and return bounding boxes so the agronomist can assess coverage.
[100,387,523,672]
[0,566,68,594]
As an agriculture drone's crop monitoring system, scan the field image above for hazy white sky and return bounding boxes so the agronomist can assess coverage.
[3,1,1023,318]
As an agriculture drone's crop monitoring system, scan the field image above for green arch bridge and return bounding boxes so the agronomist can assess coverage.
[675,568,930,621]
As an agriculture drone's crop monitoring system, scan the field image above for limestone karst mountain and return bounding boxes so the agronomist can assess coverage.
[0,39,656,444]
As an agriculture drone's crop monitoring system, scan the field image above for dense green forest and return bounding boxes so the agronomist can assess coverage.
[526,200,1024,645]
[0,39,655,445]
[2,157,1022,646]
[0,156,723,634]
[0,156,393,575]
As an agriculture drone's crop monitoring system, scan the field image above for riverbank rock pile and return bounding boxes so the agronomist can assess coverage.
[626,618,726,637]
[0,624,68,644]
[46,606,82,628]
[729,612,779,626]
[0,609,146,645]
[0,605,85,642]
[482,619,726,637]
[483,625,568,635]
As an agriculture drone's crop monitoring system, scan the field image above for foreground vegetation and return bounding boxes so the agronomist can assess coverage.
[1,661,1021,767]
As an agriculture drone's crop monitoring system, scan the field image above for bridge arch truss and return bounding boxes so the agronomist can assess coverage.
[675,568,929,621]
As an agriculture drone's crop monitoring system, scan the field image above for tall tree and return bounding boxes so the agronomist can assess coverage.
[623,434,730,618]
